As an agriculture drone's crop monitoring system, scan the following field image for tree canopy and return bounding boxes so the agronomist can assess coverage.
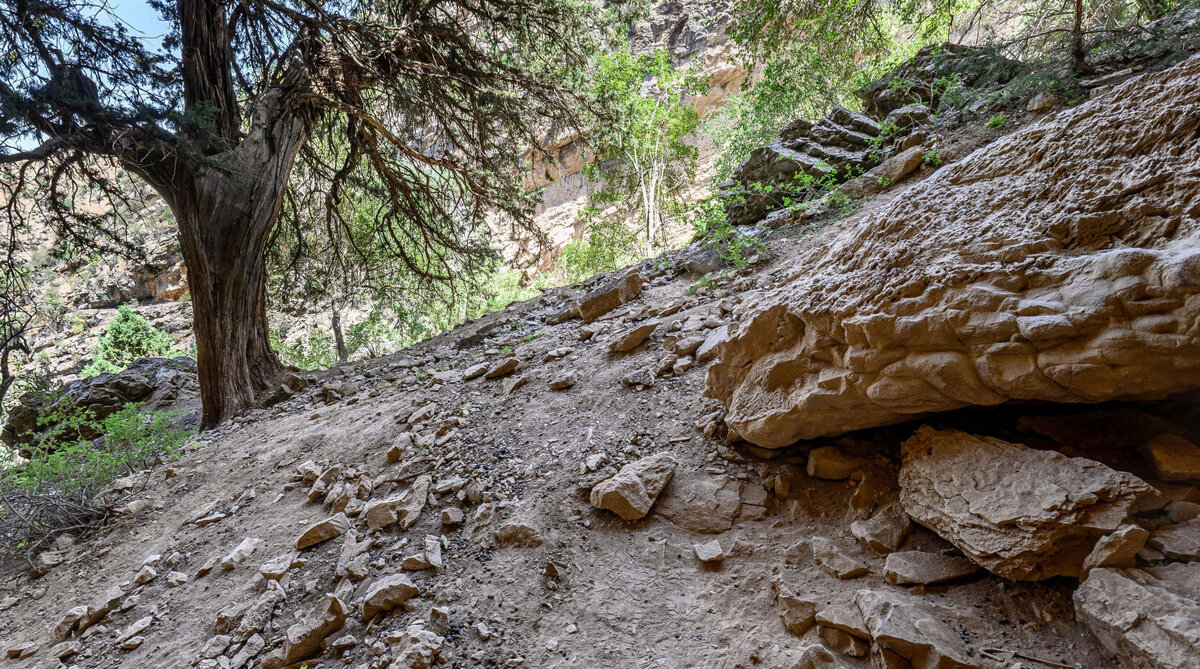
[1,0,598,425]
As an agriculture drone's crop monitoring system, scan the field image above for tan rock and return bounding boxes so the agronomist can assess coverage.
[899,427,1152,580]
[166,570,188,587]
[695,325,728,364]
[577,272,644,323]
[1075,563,1200,668]
[806,446,864,480]
[609,321,658,353]
[5,642,38,659]
[363,494,406,531]
[706,56,1200,448]
[1148,518,1200,560]
[883,551,980,585]
[361,575,419,621]
[654,473,741,534]
[1140,434,1200,483]
[778,592,817,635]
[856,589,979,668]
[116,615,152,645]
[849,503,912,554]
[53,606,88,641]
[295,513,351,549]
[495,519,542,547]
[221,537,261,570]
[484,357,518,379]
[390,623,444,669]
[549,373,577,390]
[811,537,868,579]
[462,362,488,380]
[282,595,346,664]
[693,539,724,563]
[589,452,677,520]
[1083,525,1150,572]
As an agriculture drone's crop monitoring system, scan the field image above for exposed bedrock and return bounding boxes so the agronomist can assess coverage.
[706,54,1200,448]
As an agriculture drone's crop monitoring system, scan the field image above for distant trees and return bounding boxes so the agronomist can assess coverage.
[1,0,595,427]
[582,45,702,254]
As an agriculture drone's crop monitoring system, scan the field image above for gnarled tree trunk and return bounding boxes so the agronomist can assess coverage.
[150,95,312,427]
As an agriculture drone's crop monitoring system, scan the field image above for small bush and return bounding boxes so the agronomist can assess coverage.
[0,401,193,552]
[81,305,181,377]
[987,113,1007,128]
[691,198,765,269]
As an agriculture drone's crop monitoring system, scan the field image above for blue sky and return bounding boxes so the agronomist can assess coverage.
[109,0,171,47]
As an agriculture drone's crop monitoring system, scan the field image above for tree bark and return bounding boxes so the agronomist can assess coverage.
[151,91,313,427]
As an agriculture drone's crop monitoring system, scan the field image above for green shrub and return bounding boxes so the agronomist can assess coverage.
[987,113,1007,128]
[1,401,193,549]
[691,198,766,269]
[81,305,181,377]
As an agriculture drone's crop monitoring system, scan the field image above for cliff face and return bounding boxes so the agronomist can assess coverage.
[505,0,747,268]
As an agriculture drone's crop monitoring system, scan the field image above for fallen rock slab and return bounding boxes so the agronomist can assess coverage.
[883,551,980,586]
[1082,525,1150,572]
[654,473,741,533]
[589,452,677,520]
[577,272,644,323]
[361,574,419,621]
[295,513,351,549]
[856,589,980,668]
[282,595,347,664]
[1147,518,1200,560]
[1074,563,1200,668]
[899,427,1152,580]
[1140,434,1200,483]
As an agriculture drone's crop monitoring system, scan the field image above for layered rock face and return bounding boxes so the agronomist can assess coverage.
[707,55,1200,448]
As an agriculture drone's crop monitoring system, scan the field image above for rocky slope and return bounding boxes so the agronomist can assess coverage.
[3,45,1200,669]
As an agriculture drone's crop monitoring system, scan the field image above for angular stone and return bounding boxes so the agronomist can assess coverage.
[778,592,817,635]
[391,623,444,669]
[495,519,542,547]
[609,321,658,353]
[166,570,188,587]
[693,539,724,563]
[883,551,980,585]
[295,513,351,549]
[462,363,488,380]
[812,537,868,579]
[441,507,464,526]
[856,589,979,668]
[1075,563,1200,669]
[221,537,261,570]
[850,503,912,554]
[654,474,741,534]
[484,358,518,379]
[589,452,677,521]
[806,446,864,480]
[282,595,346,664]
[695,325,728,364]
[116,615,152,644]
[1140,434,1200,483]
[1083,525,1150,572]
[577,273,644,323]
[361,575,419,621]
[54,606,88,641]
[898,427,1152,580]
[815,602,869,640]
[363,495,406,531]
[1148,518,1200,560]
[6,642,38,659]
[549,373,577,391]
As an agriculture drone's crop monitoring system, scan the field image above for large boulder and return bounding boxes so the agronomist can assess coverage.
[1074,563,1200,668]
[707,55,1200,448]
[899,427,1153,580]
[2,357,199,450]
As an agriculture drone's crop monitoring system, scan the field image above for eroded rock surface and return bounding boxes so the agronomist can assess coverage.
[1074,563,1200,668]
[707,55,1200,448]
[899,427,1152,580]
